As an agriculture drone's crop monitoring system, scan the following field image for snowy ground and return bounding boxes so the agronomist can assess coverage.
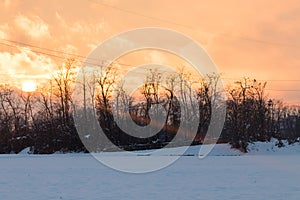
[1,141,300,200]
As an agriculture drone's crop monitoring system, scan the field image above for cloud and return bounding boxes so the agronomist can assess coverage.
[54,11,111,54]
[0,0,298,103]
[0,23,9,39]
[55,12,109,35]
[0,48,56,85]
[59,44,78,54]
[3,0,11,8]
[87,43,97,51]
[14,14,51,39]
[144,51,167,64]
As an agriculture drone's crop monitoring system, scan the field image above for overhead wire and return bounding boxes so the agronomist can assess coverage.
[0,0,299,95]
[88,0,300,48]
[1,40,300,93]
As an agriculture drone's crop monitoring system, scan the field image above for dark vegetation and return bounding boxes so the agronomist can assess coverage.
[0,59,300,154]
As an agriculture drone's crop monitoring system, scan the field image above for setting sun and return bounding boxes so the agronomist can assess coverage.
[21,81,36,92]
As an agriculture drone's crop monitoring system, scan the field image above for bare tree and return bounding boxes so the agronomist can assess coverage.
[53,58,77,124]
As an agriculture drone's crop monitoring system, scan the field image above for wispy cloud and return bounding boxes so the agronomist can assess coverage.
[3,0,11,8]
[14,14,51,39]
[0,0,299,102]
[0,23,9,39]
[0,48,56,84]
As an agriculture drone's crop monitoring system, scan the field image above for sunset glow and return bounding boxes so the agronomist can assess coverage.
[0,1,299,103]
[21,81,36,92]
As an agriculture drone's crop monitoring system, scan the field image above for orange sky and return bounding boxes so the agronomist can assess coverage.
[0,0,300,104]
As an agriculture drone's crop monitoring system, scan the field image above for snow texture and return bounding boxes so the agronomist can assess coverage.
[0,141,299,200]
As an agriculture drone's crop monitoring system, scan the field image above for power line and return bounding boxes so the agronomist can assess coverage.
[0,39,107,61]
[0,42,70,60]
[1,41,297,82]
[1,38,300,93]
[0,39,136,68]
[222,77,300,92]
[222,77,300,82]
[0,41,134,68]
[88,0,300,48]
[0,38,99,62]
[265,89,300,92]
[0,2,298,98]
[218,33,300,48]
[88,0,193,30]
[1,42,300,85]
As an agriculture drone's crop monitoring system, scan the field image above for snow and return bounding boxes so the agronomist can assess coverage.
[247,138,300,155]
[0,142,299,199]
[18,147,31,155]
[137,143,243,156]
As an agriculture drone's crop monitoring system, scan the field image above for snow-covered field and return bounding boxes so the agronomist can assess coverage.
[1,140,300,200]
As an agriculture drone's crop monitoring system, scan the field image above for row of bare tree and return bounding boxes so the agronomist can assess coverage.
[224,78,300,151]
[0,59,84,153]
[0,59,299,153]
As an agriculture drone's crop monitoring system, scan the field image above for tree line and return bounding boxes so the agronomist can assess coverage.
[0,59,299,153]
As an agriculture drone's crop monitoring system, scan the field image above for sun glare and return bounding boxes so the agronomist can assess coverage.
[22,81,36,92]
